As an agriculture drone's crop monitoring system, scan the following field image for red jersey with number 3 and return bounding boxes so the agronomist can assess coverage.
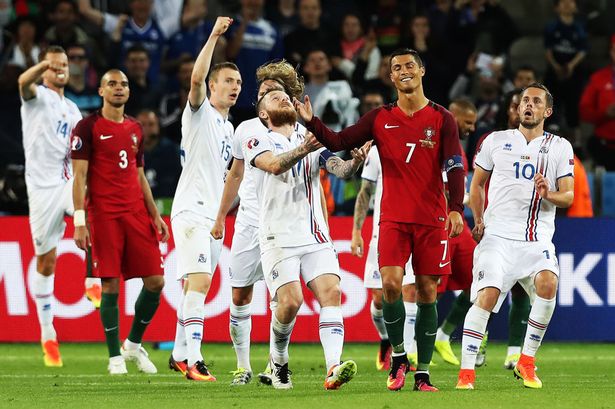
[307,101,463,228]
[70,112,145,219]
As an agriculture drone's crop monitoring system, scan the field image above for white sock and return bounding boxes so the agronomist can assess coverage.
[183,290,205,366]
[123,338,140,351]
[436,327,450,342]
[460,305,490,370]
[507,345,521,356]
[370,301,388,340]
[33,272,56,341]
[403,301,417,354]
[230,303,252,371]
[319,306,344,371]
[84,277,100,288]
[522,295,556,358]
[270,313,295,366]
[172,291,187,361]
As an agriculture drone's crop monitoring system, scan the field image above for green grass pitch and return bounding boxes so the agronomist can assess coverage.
[0,343,613,409]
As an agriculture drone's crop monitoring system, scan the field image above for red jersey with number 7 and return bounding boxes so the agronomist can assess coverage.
[70,112,145,219]
[307,101,464,228]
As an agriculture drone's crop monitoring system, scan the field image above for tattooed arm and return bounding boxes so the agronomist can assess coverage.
[324,141,371,178]
[253,132,322,175]
[350,178,376,257]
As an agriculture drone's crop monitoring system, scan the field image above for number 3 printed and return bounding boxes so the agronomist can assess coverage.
[119,150,128,169]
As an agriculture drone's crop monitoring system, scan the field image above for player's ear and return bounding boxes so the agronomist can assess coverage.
[419,65,425,77]
[98,86,104,97]
[544,106,553,119]
[258,109,268,122]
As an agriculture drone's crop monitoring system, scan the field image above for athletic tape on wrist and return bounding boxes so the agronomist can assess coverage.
[74,209,86,227]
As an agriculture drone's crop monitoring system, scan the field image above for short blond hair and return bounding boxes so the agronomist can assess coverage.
[256,59,304,100]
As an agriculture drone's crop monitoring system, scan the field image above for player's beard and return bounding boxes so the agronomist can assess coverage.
[268,107,297,127]
[521,116,542,129]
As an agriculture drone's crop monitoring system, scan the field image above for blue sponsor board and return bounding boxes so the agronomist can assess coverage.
[440,218,615,341]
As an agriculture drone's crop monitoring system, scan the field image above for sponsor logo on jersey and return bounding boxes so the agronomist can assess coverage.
[420,127,436,148]
[539,146,549,154]
[99,134,113,140]
[503,143,512,151]
[521,155,531,161]
[384,123,399,129]
[247,138,259,149]
[71,136,82,151]
[131,134,138,153]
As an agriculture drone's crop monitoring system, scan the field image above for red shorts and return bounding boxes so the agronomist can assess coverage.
[89,209,163,280]
[378,221,451,276]
[437,224,476,293]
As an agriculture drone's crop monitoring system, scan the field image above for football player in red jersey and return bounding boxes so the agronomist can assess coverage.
[295,48,465,392]
[71,69,169,375]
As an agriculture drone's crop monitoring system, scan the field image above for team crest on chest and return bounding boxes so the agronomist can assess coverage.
[420,127,437,148]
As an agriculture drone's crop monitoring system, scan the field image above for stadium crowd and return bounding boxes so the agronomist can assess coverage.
[0,0,613,216]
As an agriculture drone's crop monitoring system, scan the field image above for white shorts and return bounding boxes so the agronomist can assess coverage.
[171,212,223,280]
[229,221,263,287]
[261,242,340,297]
[364,236,414,289]
[470,234,559,313]
[27,180,74,255]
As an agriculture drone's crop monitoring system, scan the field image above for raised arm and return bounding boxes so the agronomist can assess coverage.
[535,174,574,208]
[189,16,233,108]
[138,167,169,242]
[18,60,52,100]
[295,95,375,151]
[351,179,376,257]
[211,158,245,239]
[254,133,322,175]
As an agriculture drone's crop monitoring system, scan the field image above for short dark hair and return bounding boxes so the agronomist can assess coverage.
[208,62,240,82]
[521,82,554,108]
[450,97,477,113]
[516,65,536,75]
[389,48,424,71]
[41,45,66,60]
[126,44,149,58]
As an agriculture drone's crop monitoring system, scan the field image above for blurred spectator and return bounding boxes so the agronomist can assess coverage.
[360,90,385,115]
[226,0,283,125]
[123,44,163,116]
[579,34,615,170]
[137,109,181,198]
[64,44,101,115]
[266,0,299,38]
[502,65,537,94]
[6,16,39,69]
[449,97,477,147]
[367,0,406,55]
[358,54,396,103]
[427,0,452,41]
[159,57,193,144]
[473,0,518,55]
[44,0,104,70]
[544,0,587,131]
[567,155,593,217]
[303,48,359,132]
[164,0,219,76]
[400,14,451,105]
[0,0,12,52]
[333,13,381,83]
[284,0,341,68]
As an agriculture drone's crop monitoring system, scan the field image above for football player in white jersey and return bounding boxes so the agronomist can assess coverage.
[244,89,364,390]
[351,145,418,371]
[456,83,574,390]
[18,45,98,367]
[169,16,240,381]
[212,61,368,386]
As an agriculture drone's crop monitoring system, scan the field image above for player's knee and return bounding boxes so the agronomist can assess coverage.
[535,271,558,299]
[320,283,341,306]
[476,287,499,311]
[232,289,253,306]
[145,276,165,293]
[382,284,401,302]
[277,293,303,315]
[37,253,57,275]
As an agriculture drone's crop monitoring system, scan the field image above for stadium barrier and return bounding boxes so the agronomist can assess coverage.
[1,216,614,342]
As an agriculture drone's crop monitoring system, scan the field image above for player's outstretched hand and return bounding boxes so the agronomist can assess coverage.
[471,217,485,242]
[350,141,372,164]
[212,16,233,36]
[155,216,170,242]
[446,210,464,238]
[293,95,313,122]
[350,230,364,257]
[211,219,224,240]
[302,132,323,153]
[74,226,90,250]
[534,172,550,199]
